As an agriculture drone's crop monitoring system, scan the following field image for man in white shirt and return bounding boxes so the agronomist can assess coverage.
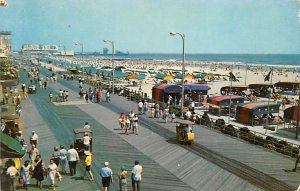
[131,160,143,191]
[83,122,91,129]
[67,144,79,176]
[83,133,91,150]
[6,162,19,191]
[138,101,143,114]
[29,131,38,147]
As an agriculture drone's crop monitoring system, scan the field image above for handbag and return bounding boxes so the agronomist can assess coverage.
[19,176,24,184]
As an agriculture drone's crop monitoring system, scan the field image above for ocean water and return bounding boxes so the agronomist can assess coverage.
[81,53,300,67]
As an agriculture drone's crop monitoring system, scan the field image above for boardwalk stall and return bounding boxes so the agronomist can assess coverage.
[152,84,181,103]
[275,81,300,92]
[283,105,300,130]
[249,83,274,98]
[220,85,248,96]
[236,102,281,126]
[184,84,210,101]
[207,95,244,116]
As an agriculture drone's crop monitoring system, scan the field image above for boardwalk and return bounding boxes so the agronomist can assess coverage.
[13,66,300,191]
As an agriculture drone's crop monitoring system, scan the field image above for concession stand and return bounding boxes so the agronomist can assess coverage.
[284,106,299,123]
[207,95,244,116]
[220,85,248,96]
[236,102,281,126]
[152,84,210,103]
[248,83,274,98]
[152,84,181,103]
[275,81,300,92]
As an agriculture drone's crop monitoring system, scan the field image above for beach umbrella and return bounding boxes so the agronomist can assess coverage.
[1,114,19,120]
[185,73,195,79]
[101,66,112,69]
[205,73,214,80]
[126,74,136,80]
[155,73,166,79]
[164,74,174,80]
[68,67,77,71]
[115,66,126,71]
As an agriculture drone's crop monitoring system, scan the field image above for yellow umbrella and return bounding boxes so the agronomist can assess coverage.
[164,74,174,80]
[126,74,136,80]
[205,73,214,79]
[185,73,195,79]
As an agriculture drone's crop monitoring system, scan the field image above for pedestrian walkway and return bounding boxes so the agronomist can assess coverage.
[17,67,195,191]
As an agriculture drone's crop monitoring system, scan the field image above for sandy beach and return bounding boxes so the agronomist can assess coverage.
[47,55,300,98]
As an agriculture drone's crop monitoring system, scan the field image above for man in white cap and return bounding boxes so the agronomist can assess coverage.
[100,161,113,191]
[29,131,38,147]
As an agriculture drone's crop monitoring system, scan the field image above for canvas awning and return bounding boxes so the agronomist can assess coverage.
[0,132,26,159]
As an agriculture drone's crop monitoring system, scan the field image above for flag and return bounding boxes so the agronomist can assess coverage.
[264,70,272,82]
[0,0,8,7]
[229,72,236,81]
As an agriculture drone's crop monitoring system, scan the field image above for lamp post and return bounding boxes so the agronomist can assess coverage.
[170,32,185,119]
[103,40,115,94]
[75,42,84,73]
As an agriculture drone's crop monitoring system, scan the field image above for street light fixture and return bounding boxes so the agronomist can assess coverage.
[103,40,115,94]
[169,32,185,119]
[75,42,84,73]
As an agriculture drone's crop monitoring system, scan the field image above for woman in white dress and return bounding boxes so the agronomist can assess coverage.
[48,159,59,190]
[20,160,33,190]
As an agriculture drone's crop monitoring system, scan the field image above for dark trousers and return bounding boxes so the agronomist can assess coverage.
[132,179,141,191]
[68,161,77,176]
[30,140,37,147]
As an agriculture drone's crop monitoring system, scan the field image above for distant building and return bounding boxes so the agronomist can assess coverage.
[103,47,109,55]
[21,44,58,54]
[0,31,11,58]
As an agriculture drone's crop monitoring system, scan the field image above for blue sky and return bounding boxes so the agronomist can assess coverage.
[0,0,300,54]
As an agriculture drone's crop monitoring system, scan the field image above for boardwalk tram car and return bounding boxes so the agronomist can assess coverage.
[176,119,195,145]
[73,128,93,158]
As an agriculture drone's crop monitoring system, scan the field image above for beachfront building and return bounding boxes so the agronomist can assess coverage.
[21,44,58,55]
[0,31,11,58]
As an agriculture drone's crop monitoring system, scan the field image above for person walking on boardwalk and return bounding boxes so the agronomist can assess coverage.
[132,114,139,135]
[52,146,63,179]
[119,113,125,129]
[49,92,53,102]
[59,145,68,174]
[293,147,300,172]
[124,116,130,135]
[6,161,19,191]
[119,165,128,191]
[67,144,79,176]
[48,158,60,190]
[85,91,89,103]
[96,90,102,103]
[20,160,33,190]
[128,110,135,130]
[131,160,143,191]
[81,151,94,181]
[138,101,143,115]
[29,144,39,164]
[100,162,113,191]
[106,91,110,102]
[29,130,38,147]
[32,155,45,189]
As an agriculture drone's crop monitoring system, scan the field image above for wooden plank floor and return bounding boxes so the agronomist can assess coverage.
[14,68,194,191]
[104,93,300,190]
